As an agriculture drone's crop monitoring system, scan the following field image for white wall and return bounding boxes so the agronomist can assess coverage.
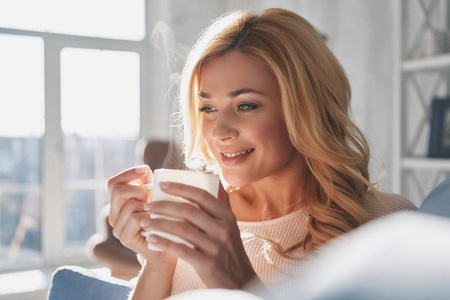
[152,0,396,191]
[0,2,398,299]
[297,1,395,191]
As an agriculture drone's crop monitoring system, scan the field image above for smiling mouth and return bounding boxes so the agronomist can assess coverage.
[221,149,254,158]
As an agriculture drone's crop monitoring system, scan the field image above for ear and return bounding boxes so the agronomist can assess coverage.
[217,182,231,210]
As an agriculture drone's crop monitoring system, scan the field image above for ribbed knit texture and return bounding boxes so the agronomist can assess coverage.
[170,191,417,295]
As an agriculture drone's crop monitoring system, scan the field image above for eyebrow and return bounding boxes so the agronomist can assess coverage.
[198,88,265,99]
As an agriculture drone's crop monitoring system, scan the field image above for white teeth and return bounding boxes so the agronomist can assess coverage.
[223,149,253,158]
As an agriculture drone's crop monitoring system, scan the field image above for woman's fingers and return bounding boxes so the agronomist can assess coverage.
[109,184,148,224]
[158,182,234,221]
[146,232,241,289]
[107,165,150,194]
[146,201,232,243]
[138,165,154,185]
[147,182,238,249]
[112,198,148,241]
[109,184,148,227]
[118,211,152,252]
[144,217,222,255]
[145,234,211,272]
[108,165,153,227]
[145,181,256,289]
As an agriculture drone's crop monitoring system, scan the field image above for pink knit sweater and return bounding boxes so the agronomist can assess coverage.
[170,191,417,295]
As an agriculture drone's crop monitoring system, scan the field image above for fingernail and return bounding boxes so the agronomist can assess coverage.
[140,219,151,227]
[147,235,158,243]
[135,165,148,174]
[144,202,153,211]
[159,181,169,189]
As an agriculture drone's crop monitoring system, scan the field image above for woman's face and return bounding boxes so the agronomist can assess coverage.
[199,51,298,187]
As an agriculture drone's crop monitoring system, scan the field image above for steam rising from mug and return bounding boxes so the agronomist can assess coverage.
[150,21,190,170]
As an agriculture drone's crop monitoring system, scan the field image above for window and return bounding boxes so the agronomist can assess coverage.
[0,34,44,270]
[0,0,145,40]
[0,0,147,272]
[61,48,140,252]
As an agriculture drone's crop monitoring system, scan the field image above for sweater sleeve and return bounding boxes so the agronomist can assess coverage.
[362,190,417,220]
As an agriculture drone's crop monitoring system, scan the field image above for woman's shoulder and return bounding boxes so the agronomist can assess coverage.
[362,190,417,220]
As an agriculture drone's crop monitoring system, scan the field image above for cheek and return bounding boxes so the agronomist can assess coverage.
[201,122,218,157]
[256,118,290,143]
[258,120,294,155]
[201,116,211,139]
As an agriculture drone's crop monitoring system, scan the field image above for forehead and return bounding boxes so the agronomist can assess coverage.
[199,51,278,93]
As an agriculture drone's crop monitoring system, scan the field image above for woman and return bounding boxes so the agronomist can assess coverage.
[108,8,416,299]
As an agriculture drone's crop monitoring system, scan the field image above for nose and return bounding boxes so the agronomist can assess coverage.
[211,111,239,142]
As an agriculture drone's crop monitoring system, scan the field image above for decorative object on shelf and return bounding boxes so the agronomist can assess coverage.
[428,96,450,158]
[434,29,450,55]
[394,0,450,206]
[422,29,450,57]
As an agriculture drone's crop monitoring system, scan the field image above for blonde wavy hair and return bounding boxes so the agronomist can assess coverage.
[179,8,379,252]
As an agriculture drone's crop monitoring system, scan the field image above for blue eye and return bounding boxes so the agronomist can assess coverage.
[238,103,258,111]
[199,106,216,114]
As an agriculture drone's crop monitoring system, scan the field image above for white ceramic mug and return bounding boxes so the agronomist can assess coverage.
[141,169,219,251]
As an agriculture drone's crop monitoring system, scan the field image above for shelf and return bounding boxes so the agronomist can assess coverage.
[402,157,450,170]
[402,54,450,73]
[394,0,450,202]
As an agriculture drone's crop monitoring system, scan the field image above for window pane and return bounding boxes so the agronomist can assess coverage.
[0,138,42,184]
[0,0,145,41]
[0,34,44,138]
[61,48,140,250]
[0,34,44,270]
[66,190,96,245]
[103,139,138,179]
[64,136,96,181]
[61,48,140,139]
[0,191,41,270]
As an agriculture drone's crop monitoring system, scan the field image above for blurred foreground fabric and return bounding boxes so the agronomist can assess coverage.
[48,179,450,300]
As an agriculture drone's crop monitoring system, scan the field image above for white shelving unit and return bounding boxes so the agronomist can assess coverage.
[402,54,450,72]
[393,0,450,206]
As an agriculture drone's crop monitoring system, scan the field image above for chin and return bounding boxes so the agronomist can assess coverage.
[220,171,254,189]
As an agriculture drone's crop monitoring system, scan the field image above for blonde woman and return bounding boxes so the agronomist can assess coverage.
[108,8,416,299]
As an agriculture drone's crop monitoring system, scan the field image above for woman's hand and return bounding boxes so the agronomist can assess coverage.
[108,166,178,299]
[107,165,176,264]
[142,181,257,289]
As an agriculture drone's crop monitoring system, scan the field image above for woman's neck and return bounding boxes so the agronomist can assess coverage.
[229,153,308,221]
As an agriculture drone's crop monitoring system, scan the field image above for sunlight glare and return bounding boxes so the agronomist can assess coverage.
[60,48,140,139]
[0,34,44,138]
[0,0,145,40]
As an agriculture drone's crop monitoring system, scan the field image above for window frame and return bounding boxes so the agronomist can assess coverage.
[0,0,172,271]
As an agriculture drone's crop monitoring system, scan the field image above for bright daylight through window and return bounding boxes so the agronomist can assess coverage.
[0,34,44,271]
[61,48,140,252]
[0,0,145,40]
[0,0,144,272]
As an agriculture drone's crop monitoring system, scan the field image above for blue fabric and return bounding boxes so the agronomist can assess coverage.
[47,266,131,300]
[419,178,450,217]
